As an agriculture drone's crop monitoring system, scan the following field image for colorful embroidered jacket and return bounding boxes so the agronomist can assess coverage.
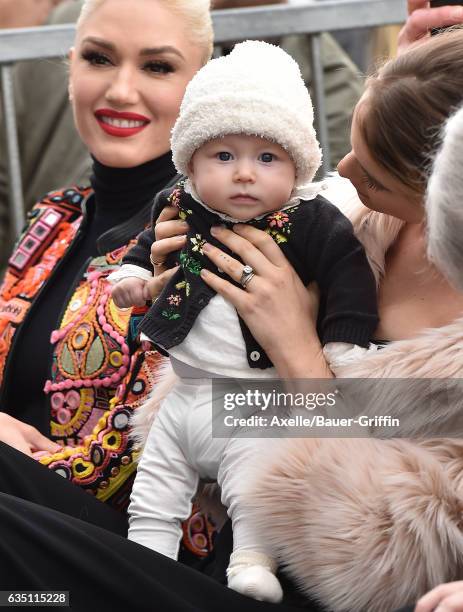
[125,181,379,368]
[0,187,156,506]
[0,185,215,556]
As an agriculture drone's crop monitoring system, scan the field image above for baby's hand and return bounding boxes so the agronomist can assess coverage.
[111,277,150,308]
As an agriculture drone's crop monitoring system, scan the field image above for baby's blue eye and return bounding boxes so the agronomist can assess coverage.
[260,153,274,163]
[218,152,232,161]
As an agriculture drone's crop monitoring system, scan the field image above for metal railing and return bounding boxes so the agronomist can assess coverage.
[0,0,406,235]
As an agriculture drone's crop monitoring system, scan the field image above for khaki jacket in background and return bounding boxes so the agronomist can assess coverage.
[281,32,364,168]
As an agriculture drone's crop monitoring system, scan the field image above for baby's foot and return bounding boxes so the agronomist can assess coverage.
[227,551,283,603]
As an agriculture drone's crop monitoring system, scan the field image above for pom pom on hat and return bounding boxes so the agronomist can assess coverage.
[171,40,322,187]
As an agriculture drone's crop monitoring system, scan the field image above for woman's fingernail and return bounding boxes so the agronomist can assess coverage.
[202,242,211,253]
[200,269,209,278]
[177,235,187,242]
[181,222,189,230]
[451,6,463,18]
[210,226,221,236]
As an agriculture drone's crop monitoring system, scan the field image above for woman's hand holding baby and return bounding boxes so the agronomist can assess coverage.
[151,206,188,275]
[200,224,332,379]
[111,205,188,309]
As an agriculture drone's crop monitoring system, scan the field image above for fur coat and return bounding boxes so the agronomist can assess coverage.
[130,176,463,612]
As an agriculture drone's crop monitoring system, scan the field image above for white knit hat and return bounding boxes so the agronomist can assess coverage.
[171,40,322,187]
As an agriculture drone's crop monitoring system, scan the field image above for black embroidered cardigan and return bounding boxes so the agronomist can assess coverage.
[124,180,379,369]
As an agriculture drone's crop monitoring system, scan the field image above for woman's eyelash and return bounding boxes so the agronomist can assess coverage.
[81,50,112,66]
[361,174,384,192]
[144,61,175,75]
[81,51,174,75]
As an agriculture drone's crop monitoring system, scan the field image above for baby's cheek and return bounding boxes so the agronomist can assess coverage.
[196,181,215,207]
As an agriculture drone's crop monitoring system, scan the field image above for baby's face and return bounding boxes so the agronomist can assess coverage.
[188,134,296,221]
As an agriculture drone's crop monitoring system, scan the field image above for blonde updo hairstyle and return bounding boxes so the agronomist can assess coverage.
[76,0,214,66]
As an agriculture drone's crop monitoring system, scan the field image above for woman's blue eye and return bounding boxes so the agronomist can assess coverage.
[260,153,274,163]
[218,152,232,161]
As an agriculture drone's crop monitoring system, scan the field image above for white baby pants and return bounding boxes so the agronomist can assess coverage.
[128,372,267,560]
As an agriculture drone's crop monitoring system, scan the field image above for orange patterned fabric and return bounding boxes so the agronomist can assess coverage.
[0,188,87,387]
[0,187,150,507]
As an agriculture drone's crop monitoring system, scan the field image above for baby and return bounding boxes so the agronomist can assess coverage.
[110,41,378,603]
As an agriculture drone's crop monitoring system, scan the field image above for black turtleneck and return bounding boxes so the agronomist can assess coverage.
[90,153,175,230]
[5,153,177,434]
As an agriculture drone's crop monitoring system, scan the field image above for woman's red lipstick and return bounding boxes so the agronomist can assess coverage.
[95,108,150,138]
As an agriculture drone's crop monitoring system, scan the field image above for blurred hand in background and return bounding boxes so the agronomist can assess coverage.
[0,0,64,29]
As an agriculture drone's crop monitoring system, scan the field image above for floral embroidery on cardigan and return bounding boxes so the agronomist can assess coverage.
[179,251,203,276]
[162,293,183,320]
[190,234,206,254]
[265,207,297,244]
[176,280,191,297]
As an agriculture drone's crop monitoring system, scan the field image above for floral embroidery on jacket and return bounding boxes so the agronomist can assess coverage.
[190,234,206,254]
[167,294,182,307]
[265,207,297,244]
[175,280,191,297]
[179,251,202,276]
[162,292,183,320]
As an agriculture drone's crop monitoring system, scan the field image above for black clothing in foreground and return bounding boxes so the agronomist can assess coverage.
[0,442,323,612]
[125,182,379,369]
[0,441,127,534]
[2,153,176,435]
